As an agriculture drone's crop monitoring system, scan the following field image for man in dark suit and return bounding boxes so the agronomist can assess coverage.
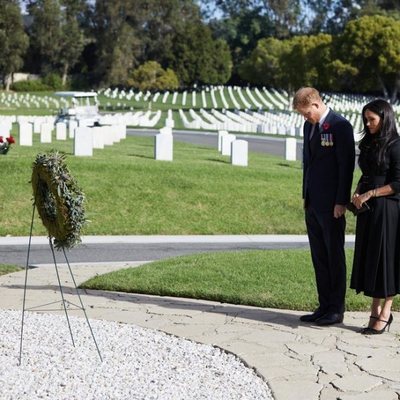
[293,87,355,326]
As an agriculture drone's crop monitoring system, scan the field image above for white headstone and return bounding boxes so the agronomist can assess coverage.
[116,124,126,140]
[218,130,228,152]
[33,119,41,134]
[69,120,78,139]
[285,137,297,161]
[78,119,94,127]
[74,126,93,156]
[160,126,172,135]
[56,122,67,140]
[40,123,53,143]
[165,118,175,128]
[92,126,105,149]
[231,140,248,166]
[102,126,115,145]
[0,123,11,136]
[221,133,236,156]
[19,122,33,146]
[155,133,173,161]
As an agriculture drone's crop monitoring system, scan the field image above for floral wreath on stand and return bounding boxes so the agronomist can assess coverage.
[0,135,16,155]
[31,151,86,250]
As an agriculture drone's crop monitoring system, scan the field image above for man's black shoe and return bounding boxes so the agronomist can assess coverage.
[299,309,327,323]
[315,313,344,326]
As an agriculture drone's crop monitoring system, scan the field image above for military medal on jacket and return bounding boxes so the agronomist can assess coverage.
[321,133,333,146]
[321,122,333,146]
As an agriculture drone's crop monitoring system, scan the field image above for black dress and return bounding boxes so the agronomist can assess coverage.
[350,137,400,298]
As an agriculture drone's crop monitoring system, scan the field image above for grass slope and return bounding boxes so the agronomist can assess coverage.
[81,249,398,312]
[1,132,358,236]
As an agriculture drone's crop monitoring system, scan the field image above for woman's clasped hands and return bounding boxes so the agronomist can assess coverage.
[352,190,373,209]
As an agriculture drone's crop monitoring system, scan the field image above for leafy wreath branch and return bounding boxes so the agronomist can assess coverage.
[31,151,86,250]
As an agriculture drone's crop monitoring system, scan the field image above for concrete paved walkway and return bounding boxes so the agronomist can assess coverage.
[1,258,399,400]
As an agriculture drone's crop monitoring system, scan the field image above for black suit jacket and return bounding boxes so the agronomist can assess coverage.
[303,109,355,212]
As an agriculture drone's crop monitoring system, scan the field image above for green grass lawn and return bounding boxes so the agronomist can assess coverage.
[0,91,365,313]
[81,248,399,312]
[1,248,398,312]
[2,131,360,236]
[0,108,362,313]
[0,265,22,276]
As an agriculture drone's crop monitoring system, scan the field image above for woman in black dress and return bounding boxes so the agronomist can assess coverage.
[351,99,400,334]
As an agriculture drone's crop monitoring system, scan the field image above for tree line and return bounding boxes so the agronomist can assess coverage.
[1,0,400,99]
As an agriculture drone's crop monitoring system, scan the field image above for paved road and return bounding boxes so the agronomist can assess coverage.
[128,128,304,160]
[1,237,313,267]
[1,234,357,268]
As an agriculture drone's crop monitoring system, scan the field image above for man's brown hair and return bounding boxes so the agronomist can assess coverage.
[292,87,322,109]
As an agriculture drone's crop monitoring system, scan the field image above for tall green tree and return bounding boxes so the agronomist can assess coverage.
[140,0,203,65]
[335,15,400,100]
[90,0,149,86]
[301,0,400,34]
[58,0,87,86]
[127,61,179,91]
[208,10,274,82]
[91,0,231,87]
[305,0,363,34]
[361,0,400,14]
[282,33,334,92]
[201,0,303,38]
[27,0,62,75]
[26,0,86,85]
[239,33,333,93]
[168,21,232,85]
[238,37,289,87]
[0,0,28,90]
[200,0,303,82]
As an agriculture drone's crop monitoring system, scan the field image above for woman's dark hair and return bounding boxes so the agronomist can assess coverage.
[359,99,399,166]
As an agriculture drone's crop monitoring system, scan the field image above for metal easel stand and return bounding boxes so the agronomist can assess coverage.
[19,199,102,365]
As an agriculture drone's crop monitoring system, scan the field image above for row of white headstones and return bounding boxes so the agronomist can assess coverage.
[154,126,251,166]
[102,85,400,121]
[1,115,129,157]
[101,86,290,110]
[0,87,372,142]
[0,92,70,110]
[0,113,255,164]
[100,86,383,141]
[3,86,374,115]
[0,109,298,164]
[0,105,365,152]
[155,126,298,166]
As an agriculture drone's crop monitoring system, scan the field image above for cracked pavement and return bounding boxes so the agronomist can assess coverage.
[0,262,399,400]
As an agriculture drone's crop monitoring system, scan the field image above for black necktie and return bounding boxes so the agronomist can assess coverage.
[309,122,319,155]
[310,122,319,141]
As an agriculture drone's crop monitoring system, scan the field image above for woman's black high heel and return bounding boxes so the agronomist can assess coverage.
[360,315,378,334]
[362,314,393,335]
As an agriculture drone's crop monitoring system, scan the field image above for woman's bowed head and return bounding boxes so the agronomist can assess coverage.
[362,99,398,138]
[0,135,15,154]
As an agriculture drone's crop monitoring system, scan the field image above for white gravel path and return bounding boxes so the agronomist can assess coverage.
[0,310,273,400]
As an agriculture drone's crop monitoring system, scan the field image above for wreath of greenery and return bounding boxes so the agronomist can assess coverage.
[31,151,86,250]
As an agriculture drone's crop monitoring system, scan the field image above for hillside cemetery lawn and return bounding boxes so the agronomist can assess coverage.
[1,130,360,236]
